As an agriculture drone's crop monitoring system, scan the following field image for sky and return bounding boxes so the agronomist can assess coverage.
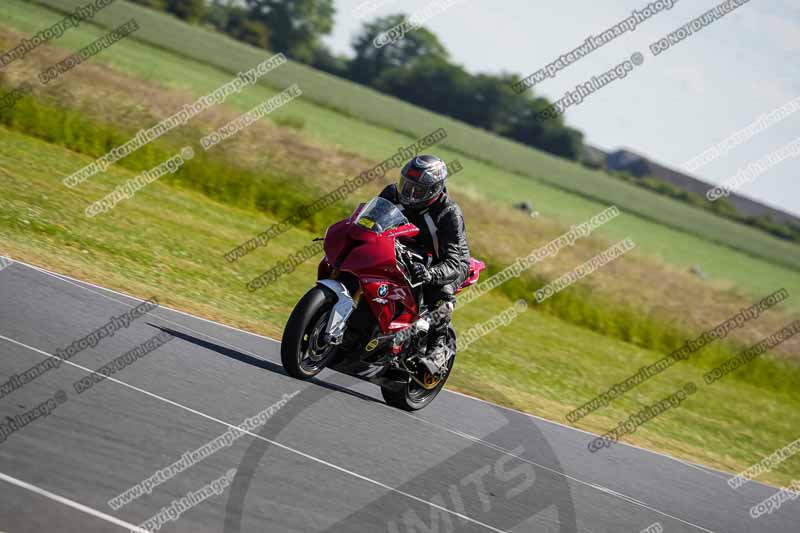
[324,0,800,218]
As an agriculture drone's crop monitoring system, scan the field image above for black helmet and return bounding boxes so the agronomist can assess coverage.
[397,155,447,208]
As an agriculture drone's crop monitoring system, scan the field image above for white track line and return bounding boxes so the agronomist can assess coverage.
[0,334,509,533]
[0,471,149,532]
[400,413,719,533]
[2,257,729,530]
[444,388,732,481]
[14,271,719,533]
[6,257,738,482]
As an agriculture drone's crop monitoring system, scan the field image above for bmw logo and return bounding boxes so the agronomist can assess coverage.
[378,285,388,297]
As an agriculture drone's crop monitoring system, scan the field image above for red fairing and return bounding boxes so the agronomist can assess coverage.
[320,202,368,270]
[320,201,483,335]
[317,257,332,280]
[338,226,396,277]
[339,224,417,334]
[321,219,351,269]
[361,278,418,332]
[455,258,486,294]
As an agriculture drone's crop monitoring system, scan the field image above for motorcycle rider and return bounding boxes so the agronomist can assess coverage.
[379,155,471,376]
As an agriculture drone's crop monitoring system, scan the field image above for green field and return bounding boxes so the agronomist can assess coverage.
[6,0,800,302]
[3,125,800,486]
[1,0,800,487]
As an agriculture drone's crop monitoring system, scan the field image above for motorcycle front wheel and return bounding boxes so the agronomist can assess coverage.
[281,287,337,380]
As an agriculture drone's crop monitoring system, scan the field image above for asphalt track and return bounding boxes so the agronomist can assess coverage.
[0,258,796,532]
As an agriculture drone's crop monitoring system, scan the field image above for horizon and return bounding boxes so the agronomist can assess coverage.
[325,0,800,218]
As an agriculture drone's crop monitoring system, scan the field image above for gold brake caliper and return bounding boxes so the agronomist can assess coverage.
[401,359,443,390]
[421,370,440,389]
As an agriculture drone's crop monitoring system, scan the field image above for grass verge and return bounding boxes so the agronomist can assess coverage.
[2,125,799,487]
[7,0,800,280]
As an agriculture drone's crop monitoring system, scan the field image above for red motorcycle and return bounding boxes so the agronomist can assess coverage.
[281,196,484,410]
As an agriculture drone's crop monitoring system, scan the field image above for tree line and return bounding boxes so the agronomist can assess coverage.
[128,1,800,244]
[129,0,584,161]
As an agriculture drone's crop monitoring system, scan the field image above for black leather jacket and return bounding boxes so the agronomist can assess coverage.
[379,184,471,287]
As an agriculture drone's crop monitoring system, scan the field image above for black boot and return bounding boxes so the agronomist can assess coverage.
[419,330,449,376]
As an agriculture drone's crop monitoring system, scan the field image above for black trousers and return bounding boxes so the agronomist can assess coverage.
[423,283,456,339]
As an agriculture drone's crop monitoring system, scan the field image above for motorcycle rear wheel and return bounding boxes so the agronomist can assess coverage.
[381,328,456,411]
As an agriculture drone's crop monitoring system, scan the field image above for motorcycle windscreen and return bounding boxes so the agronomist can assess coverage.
[353,197,408,234]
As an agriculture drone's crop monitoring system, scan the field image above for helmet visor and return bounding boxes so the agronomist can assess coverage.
[398,176,433,204]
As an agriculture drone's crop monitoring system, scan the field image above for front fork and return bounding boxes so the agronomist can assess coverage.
[317,278,361,345]
[318,277,444,389]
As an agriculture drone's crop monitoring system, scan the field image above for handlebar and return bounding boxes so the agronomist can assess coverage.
[396,240,428,264]
[395,241,429,288]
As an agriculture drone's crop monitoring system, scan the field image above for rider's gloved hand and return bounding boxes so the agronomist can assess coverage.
[410,262,432,284]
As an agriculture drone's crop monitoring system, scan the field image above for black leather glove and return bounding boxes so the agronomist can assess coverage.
[410,262,432,284]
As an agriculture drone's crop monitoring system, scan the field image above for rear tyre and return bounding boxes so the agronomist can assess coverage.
[281,287,337,380]
[381,327,456,411]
